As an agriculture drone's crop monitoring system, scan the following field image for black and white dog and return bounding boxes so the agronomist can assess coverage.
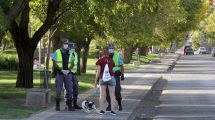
[81,100,99,113]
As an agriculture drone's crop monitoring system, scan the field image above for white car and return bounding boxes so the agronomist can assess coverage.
[199,47,206,54]
[211,48,215,57]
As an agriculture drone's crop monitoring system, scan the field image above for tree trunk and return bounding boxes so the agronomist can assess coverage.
[121,47,133,64]
[76,44,82,75]
[5,3,35,88]
[46,27,57,70]
[139,47,149,56]
[1,39,6,51]
[15,41,35,88]
[136,48,140,61]
[16,51,34,88]
[81,37,91,73]
[9,20,35,88]
[2,44,6,51]
[46,39,51,70]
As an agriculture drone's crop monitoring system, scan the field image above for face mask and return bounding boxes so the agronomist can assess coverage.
[70,49,75,53]
[108,49,114,53]
[63,44,68,49]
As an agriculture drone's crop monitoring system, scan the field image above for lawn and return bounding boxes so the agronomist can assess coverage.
[0,103,41,119]
[0,71,40,119]
[0,49,163,119]
[0,71,95,119]
[124,53,163,70]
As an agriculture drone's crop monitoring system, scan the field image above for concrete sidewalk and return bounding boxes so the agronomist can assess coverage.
[24,54,180,120]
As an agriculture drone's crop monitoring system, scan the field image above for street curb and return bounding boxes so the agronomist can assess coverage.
[127,76,163,120]
[167,54,181,73]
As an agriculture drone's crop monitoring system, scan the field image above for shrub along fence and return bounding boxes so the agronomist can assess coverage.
[0,53,18,71]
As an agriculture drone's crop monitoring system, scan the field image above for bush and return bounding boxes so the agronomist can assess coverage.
[0,53,18,71]
[88,49,100,58]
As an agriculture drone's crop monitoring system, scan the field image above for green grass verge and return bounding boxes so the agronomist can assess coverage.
[0,70,95,119]
[0,103,41,119]
[0,49,17,55]
[124,53,163,70]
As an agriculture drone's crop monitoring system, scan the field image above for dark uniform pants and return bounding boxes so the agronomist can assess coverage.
[72,74,79,100]
[56,73,73,101]
[106,75,122,103]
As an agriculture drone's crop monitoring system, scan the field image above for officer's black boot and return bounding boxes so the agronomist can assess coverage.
[67,100,75,111]
[118,100,122,111]
[106,103,111,111]
[73,100,82,109]
[56,100,60,111]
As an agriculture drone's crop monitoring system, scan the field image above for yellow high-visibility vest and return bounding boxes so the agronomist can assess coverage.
[113,51,121,71]
[56,49,73,69]
[71,52,78,73]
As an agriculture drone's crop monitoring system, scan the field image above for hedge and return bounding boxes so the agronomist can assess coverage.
[0,53,18,71]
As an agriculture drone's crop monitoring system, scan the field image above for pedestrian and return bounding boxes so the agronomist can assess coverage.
[95,46,116,115]
[52,38,75,111]
[66,42,82,109]
[106,44,125,111]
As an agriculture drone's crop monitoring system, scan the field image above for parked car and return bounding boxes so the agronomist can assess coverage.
[199,47,207,54]
[184,45,192,54]
[185,47,194,55]
[211,48,215,57]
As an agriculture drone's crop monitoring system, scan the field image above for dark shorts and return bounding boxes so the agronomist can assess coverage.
[99,77,116,86]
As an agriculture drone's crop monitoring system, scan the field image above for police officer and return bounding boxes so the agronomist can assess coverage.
[52,38,75,111]
[68,42,82,109]
[106,44,125,111]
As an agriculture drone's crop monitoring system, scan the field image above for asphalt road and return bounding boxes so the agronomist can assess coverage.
[153,54,215,120]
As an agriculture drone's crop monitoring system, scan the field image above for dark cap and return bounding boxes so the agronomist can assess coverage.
[108,44,115,49]
[69,42,76,49]
[61,38,69,44]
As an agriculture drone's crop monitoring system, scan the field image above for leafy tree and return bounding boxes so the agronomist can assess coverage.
[191,30,202,49]
[204,10,215,45]
[0,0,63,88]
[88,0,207,62]
[49,0,101,74]
[0,8,7,44]
[1,32,13,51]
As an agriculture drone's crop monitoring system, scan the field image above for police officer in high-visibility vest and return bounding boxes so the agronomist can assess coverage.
[106,44,125,111]
[52,38,75,111]
[67,42,82,109]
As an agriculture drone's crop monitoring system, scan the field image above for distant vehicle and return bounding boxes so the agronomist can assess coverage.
[211,48,215,57]
[187,42,192,46]
[185,47,194,55]
[184,45,192,54]
[199,47,207,54]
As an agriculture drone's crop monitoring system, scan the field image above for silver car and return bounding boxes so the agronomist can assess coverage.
[211,48,215,57]
[199,47,207,54]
